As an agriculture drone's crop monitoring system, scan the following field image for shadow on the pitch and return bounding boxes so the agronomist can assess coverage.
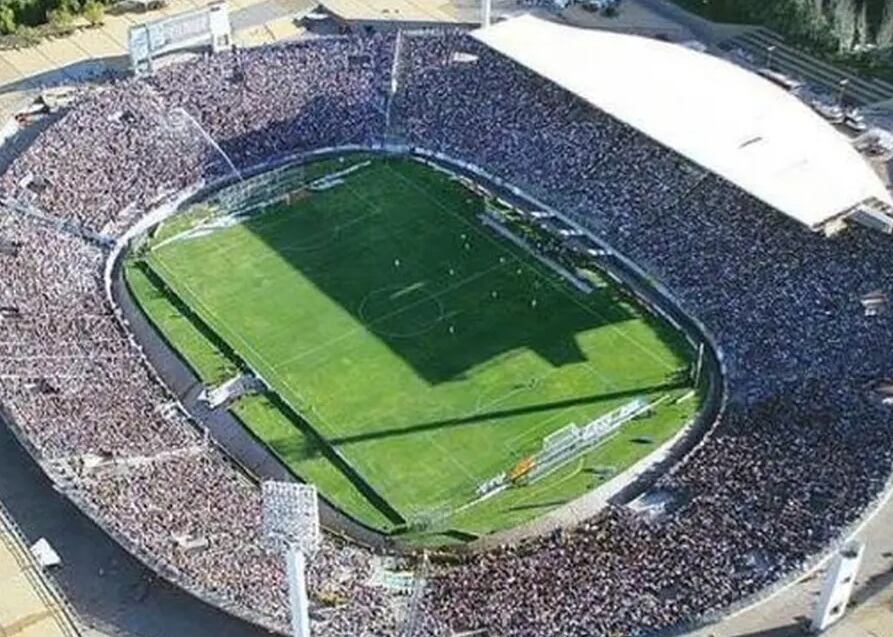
[239,155,671,385]
[505,499,567,512]
[327,380,686,446]
[254,391,407,526]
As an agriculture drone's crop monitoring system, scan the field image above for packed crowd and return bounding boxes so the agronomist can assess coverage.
[150,35,394,168]
[0,28,891,637]
[0,212,398,635]
[0,35,394,237]
[0,84,226,238]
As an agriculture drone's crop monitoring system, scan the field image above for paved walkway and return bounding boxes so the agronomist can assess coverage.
[558,0,746,44]
[1,2,892,635]
[0,0,308,94]
[828,585,893,637]
[0,0,310,124]
[0,500,81,637]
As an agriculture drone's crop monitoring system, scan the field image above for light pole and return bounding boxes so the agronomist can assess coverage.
[811,542,865,631]
[481,0,491,28]
[766,45,777,70]
[838,78,850,107]
[262,482,321,637]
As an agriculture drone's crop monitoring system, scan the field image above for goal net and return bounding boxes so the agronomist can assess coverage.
[474,396,652,498]
[519,396,649,485]
[213,162,308,217]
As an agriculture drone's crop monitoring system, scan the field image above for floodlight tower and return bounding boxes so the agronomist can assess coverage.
[481,0,491,28]
[262,482,321,637]
[811,541,865,632]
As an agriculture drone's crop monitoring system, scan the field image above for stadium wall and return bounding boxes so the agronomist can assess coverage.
[10,145,385,634]
[96,142,893,636]
[0,405,288,634]
[105,145,408,548]
[398,156,893,636]
[111,255,397,551]
[403,148,726,547]
[0,406,271,637]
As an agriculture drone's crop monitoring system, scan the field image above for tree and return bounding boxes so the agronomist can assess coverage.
[11,0,42,30]
[14,23,39,47]
[47,5,74,34]
[82,0,103,27]
[0,5,16,34]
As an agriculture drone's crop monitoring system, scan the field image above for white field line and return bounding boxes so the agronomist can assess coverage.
[501,405,572,452]
[269,258,513,372]
[335,166,664,495]
[525,394,670,488]
[381,161,677,373]
[150,211,521,518]
[150,253,405,515]
[394,166,681,445]
[479,214,593,293]
[150,210,220,251]
[154,210,514,511]
[148,160,686,527]
[151,171,521,484]
[252,170,525,370]
[156,160,374,251]
[506,454,590,509]
[149,255,324,427]
[307,160,373,187]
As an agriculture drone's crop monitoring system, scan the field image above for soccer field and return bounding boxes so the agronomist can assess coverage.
[129,156,698,542]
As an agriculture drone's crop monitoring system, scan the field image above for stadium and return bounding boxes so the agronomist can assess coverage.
[1,8,892,637]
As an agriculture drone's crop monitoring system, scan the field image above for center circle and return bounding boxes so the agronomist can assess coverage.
[358,284,445,338]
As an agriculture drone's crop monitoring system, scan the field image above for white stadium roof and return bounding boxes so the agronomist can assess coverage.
[473,16,892,230]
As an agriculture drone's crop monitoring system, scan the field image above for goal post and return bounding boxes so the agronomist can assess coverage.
[543,423,582,452]
[213,162,307,217]
[510,396,650,487]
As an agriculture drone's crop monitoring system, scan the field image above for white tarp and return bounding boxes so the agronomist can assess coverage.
[30,538,61,567]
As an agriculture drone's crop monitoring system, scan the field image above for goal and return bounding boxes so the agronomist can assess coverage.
[522,396,649,485]
[213,163,307,217]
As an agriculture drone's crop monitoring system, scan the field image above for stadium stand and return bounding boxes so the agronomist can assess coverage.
[474,16,892,231]
[0,22,891,637]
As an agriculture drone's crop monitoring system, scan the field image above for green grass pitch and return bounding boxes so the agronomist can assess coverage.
[127,156,698,543]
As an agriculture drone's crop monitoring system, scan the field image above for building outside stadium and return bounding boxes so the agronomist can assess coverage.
[0,12,891,637]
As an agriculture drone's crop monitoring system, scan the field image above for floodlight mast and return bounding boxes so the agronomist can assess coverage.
[287,548,311,637]
[481,0,492,28]
[262,482,321,637]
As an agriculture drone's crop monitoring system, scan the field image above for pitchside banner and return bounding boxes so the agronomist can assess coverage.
[581,396,648,442]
